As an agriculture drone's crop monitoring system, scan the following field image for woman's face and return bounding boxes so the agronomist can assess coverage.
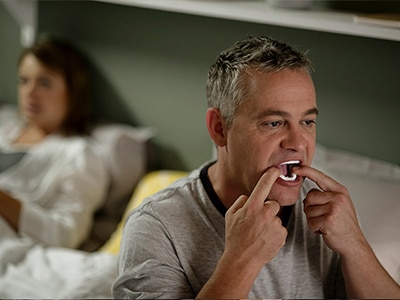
[18,54,69,134]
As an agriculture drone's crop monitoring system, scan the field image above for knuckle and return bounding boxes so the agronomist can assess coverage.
[281,227,288,239]
[264,200,279,213]
[278,228,288,247]
[272,215,282,226]
[335,192,348,204]
[330,201,341,215]
[336,183,349,195]
[308,188,322,197]
[307,219,319,232]
[304,189,320,204]
[325,215,335,228]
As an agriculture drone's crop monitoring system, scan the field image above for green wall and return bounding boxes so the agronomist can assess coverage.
[1,1,400,170]
[0,3,22,105]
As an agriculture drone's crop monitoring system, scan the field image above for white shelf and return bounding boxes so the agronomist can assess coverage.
[94,0,400,42]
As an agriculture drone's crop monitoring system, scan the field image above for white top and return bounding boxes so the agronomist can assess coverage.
[0,105,109,252]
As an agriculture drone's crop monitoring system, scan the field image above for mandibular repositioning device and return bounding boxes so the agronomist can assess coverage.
[279,160,300,181]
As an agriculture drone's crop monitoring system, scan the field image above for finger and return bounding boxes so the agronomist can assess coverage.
[304,200,331,218]
[263,200,281,217]
[245,167,280,209]
[227,195,248,215]
[307,215,327,234]
[303,188,331,209]
[294,165,345,193]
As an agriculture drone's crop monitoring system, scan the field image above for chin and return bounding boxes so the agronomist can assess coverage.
[268,184,302,207]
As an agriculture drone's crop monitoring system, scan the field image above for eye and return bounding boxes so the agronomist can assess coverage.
[18,76,27,85]
[264,120,285,129]
[38,78,51,88]
[301,119,316,127]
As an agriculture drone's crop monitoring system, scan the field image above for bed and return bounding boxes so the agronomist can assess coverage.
[0,170,187,298]
[0,143,398,298]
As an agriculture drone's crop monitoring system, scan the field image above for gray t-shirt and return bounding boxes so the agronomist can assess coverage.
[113,163,346,299]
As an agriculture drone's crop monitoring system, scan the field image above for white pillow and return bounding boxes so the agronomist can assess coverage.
[313,144,400,283]
[91,124,154,216]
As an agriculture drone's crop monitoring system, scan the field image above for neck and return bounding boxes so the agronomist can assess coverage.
[208,162,241,210]
[13,125,47,146]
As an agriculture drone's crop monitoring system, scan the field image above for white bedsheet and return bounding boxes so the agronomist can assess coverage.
[0,245,117,298]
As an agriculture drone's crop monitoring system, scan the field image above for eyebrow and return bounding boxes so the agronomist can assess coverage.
[305,107,319,116]
[256,107,319,119]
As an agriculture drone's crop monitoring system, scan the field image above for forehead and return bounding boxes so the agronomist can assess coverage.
[241,68,316,115]
[19,54,63,79]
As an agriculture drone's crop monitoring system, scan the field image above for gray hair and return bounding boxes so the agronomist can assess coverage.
[206,36,314,127]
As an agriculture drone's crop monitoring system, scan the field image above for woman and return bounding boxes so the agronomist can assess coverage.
[0,37,108,268]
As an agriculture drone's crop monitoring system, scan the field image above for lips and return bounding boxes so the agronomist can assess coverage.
[278,160,300,182]
[24,103,41,115]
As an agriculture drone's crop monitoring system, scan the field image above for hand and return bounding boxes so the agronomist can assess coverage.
[0,189,21,231]
[294,166,367,255]
[196,167,287,299]
[224,167,288,271]
[294,167,400,299]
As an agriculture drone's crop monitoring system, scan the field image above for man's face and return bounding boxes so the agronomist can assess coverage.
[225,68,317,206]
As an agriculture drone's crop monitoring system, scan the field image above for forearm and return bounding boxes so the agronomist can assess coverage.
[0,190,21,231]
[341,240,400,299]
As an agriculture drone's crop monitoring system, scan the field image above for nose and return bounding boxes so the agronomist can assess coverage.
[27,83,37,98]
[280,124,308,152]
[19,81,37,100]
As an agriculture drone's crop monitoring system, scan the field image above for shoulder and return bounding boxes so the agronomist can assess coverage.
[143,170,201,212]
[0,104,19,123]
[125,167,205,225]
[0,104,24,145]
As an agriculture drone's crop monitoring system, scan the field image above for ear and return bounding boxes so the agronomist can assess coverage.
[206,108,227,147]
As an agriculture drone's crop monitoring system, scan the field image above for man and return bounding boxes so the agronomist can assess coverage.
[113,36,399,298]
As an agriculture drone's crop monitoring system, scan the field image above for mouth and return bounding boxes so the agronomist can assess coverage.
[278,160,300,182]
[24,103,40,115]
